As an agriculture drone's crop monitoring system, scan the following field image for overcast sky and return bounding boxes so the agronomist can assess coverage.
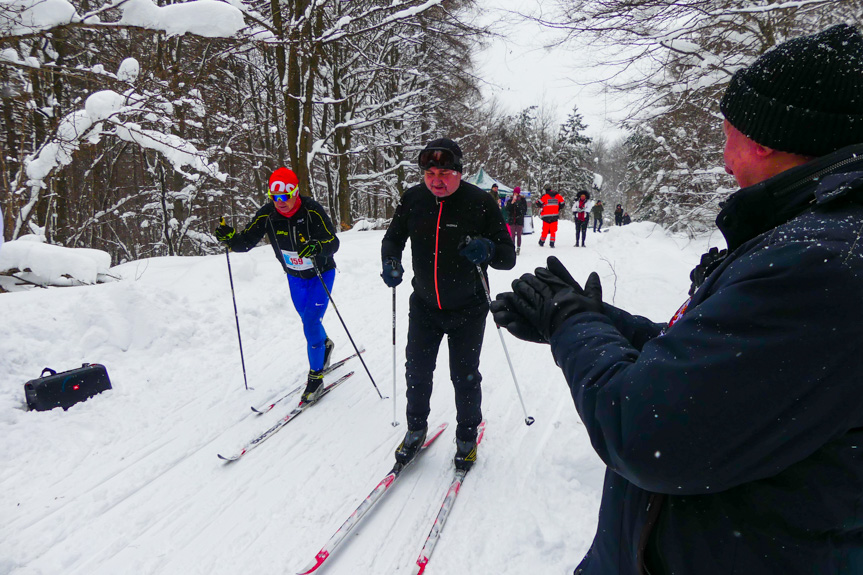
[473,0,631,143]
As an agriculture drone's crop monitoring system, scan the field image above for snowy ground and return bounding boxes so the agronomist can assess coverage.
[0,219,724,575]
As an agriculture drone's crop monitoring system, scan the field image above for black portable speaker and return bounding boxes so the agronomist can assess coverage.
[24,363,112,411]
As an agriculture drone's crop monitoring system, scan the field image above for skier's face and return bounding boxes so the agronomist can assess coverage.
[273,194,299,211]
[424,168,461,198]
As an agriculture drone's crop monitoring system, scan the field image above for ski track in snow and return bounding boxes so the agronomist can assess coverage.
[0,219,722,575]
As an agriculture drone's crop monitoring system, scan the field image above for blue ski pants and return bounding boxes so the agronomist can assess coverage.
[287,268,335,371]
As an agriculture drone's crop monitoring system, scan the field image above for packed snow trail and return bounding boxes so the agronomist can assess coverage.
[0,220,720,574]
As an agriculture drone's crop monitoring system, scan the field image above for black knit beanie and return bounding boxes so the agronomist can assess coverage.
[720,24,863,157]
[418,138,464,173]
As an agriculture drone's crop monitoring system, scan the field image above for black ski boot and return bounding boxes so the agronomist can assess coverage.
[301,369,325,404]
[394,426,428,465]
[454,437,478,471]
[322,338,335,371]
[550,240,555,248]
[538,239,545,247]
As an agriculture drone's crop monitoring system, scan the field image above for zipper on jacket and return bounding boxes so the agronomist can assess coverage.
[781,152,863,199]
[434,200,444,309]
[637,493,665,575]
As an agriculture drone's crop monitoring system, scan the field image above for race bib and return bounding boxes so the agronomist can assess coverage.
[282,250,314,271]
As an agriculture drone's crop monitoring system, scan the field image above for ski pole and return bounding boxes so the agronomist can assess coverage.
[391,286,399,427]
[221,217,250,391]
[310,259,384,399]
[473,258,535,426]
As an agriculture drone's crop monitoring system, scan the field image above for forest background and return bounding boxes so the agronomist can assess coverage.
[1,0,860,265]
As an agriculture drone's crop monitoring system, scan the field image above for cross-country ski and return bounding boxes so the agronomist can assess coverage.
[250,349,364,415]
[412,421,486,575]
[297,422,448,574]
[218,371,355,462]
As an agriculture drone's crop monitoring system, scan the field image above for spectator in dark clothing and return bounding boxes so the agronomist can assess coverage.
[489,183,500,204]
[506,186,528,255]
[572,190,590,247]
[614,204,624,226]
[622,213,631,225]
[491,24,863,575]
[591,200,604,232]
[381,138,515,472]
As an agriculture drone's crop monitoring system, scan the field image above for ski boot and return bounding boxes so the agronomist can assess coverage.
[394,426,428,466]
[301,369,325,404]
[322,338,335,371]
[454,437,478,471]
[550,240,555,248]
[538,239,545,247]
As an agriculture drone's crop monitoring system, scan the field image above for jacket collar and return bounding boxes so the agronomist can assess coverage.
[717,144,863,251]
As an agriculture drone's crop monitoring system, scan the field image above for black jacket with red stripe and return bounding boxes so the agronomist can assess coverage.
[382,181,515,310]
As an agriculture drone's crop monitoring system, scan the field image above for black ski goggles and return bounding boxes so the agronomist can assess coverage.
[417,148,461,172]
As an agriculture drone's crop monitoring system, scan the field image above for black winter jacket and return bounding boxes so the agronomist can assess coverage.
[225,198,339,279]
[382,180,515,310]
[553,144,863,575]
[507,195,528,226]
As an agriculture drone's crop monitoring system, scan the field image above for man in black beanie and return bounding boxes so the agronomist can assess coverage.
[381,138,515,471]
[490,24,863,574]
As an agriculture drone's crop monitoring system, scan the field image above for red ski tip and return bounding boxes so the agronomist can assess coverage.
[297,550,329,574]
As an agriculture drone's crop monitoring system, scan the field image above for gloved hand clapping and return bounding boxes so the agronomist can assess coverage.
[493,260,604,343]
[381,257,404,288]
[459,237,496,265]
[489,293,546,343]
[298,241,322,258]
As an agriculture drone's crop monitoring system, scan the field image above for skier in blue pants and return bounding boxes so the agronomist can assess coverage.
[216,167,340,403]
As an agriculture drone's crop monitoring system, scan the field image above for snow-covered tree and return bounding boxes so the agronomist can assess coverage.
[540,0,863,232]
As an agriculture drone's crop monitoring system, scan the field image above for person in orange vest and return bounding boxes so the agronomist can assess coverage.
[535,185,566,247]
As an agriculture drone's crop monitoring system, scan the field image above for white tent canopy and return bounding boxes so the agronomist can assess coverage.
[465,167,513,194]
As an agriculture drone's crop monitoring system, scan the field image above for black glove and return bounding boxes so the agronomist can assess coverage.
[689,247,727,295]
[215,219,235,242]
[459,237,496,265]
[381,257,403,288]
[298,241,322,258]
[510,271,604,342]
[534,256,582,296]
[490,292,546,344]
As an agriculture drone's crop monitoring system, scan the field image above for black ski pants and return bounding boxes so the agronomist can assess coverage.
[575,218,589,246]
[404,293,486,442]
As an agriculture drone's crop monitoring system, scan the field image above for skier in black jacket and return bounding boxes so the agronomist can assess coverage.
[215,167,339,403]
[491,24,863,575]
[381,138,515,471]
